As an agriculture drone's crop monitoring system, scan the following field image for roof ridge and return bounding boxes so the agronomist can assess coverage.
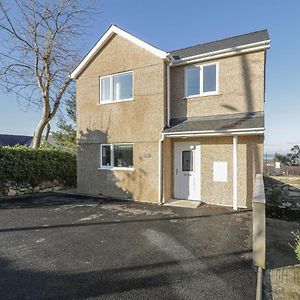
[169,29,269,53]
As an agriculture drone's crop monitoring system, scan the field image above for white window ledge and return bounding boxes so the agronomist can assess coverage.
[98,167,135,171]
[184,92,221,100]
[98,98,134,105]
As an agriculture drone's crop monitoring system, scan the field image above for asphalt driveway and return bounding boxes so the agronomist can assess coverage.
[0,193,255,300]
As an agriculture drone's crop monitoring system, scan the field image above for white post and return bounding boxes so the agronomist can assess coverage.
[158,134,164,204]
[233,135,238,210]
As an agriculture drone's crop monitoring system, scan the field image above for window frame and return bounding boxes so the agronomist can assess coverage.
[99,143,134,170]
[184,62,219,98]
[99,70,134,104]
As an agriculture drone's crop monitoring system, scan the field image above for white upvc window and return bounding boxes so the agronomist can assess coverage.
[185,62,219,98]
[100,143,134,170]
[99,71,133,104]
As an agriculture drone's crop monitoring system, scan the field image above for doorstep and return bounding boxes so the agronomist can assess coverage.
[164,199,201,209]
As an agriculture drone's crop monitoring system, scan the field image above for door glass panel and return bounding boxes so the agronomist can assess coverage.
[182,150,193,171]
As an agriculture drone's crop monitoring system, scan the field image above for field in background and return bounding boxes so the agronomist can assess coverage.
[264,165,300,177]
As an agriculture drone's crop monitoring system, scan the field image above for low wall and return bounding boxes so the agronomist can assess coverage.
[264,176,300,209]
[0,180,65,197]
[264,176,300,220]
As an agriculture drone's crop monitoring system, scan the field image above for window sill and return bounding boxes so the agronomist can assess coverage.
[98,98,134,105]
[98,167,135,171]
[184,92,221,100]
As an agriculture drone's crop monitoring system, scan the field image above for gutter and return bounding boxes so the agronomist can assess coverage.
[163,128,264,138]
[166,63,171,127]
[166,54,175,128]
[158,54,175,205]
[171,40,270,66]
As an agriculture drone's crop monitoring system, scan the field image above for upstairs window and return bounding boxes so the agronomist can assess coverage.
[185,63,218,97]
[100,71,133,103]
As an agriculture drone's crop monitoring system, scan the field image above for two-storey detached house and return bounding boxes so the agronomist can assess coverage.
[70,25,270,209]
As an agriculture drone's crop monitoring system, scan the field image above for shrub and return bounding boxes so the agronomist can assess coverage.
[291,231,300,261]
[0,145,76,187]
[294,232,300,261]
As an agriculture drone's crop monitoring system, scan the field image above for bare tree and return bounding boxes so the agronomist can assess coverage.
[0,0,96,148]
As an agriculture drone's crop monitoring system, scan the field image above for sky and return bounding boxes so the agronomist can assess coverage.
[0,0,299,154]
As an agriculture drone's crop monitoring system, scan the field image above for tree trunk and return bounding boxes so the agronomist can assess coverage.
[43,123,51,144]
[32,117,49,149]
[32,101,50,149]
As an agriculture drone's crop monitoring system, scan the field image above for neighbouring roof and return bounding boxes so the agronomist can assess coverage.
[0,134,33,147]
[170,30,270,60]
[163,112,264,134]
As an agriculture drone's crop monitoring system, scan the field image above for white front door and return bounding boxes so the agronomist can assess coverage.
[174,142,201,201]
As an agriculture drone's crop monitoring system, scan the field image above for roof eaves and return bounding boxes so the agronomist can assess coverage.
[70,25,167,79]
[170,40,270,66]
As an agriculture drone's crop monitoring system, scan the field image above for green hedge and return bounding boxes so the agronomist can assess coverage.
[0,145,76,187]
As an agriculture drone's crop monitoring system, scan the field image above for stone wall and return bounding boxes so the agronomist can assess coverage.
[0,180,65,197]
[264,176,300,210]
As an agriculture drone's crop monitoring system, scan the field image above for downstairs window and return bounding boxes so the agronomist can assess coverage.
[100,144,133,169]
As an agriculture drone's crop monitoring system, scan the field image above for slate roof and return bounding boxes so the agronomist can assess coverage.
[163,112,264,134]
[170,30,270,60]
[0,134,33,147]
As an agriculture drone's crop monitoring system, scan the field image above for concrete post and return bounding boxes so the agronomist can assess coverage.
[253,174,266,269]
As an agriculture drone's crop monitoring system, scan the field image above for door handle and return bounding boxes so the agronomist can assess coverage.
[176,168,178,175]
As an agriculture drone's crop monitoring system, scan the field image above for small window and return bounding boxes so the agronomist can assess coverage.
[100,144,133,169]
[203,64,217,93]
[185,63,218,97]
[182,150,193,171]
[100,71,133,103]
[100,77,111,102]
[186,67,200,97]
[101,145,112,167]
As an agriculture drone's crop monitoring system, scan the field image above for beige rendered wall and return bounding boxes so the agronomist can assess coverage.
[77,142,159,202]
[163,135,263,208]
[170,51,265,119]
[76,34,166,202]
[238,135,264,207]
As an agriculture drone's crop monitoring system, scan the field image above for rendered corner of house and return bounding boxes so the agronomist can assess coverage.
[72,25,270,208]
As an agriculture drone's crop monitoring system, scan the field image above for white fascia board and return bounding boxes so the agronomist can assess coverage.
[163,128,264,138]
[171,40,271,66]
[70,25,167,79]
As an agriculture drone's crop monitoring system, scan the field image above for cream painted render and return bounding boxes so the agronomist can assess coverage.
[170,51,265,119]
[73,25,268,208]
[76,33,165,202]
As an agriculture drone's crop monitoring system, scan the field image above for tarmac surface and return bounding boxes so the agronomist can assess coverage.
[0,193,256,299]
